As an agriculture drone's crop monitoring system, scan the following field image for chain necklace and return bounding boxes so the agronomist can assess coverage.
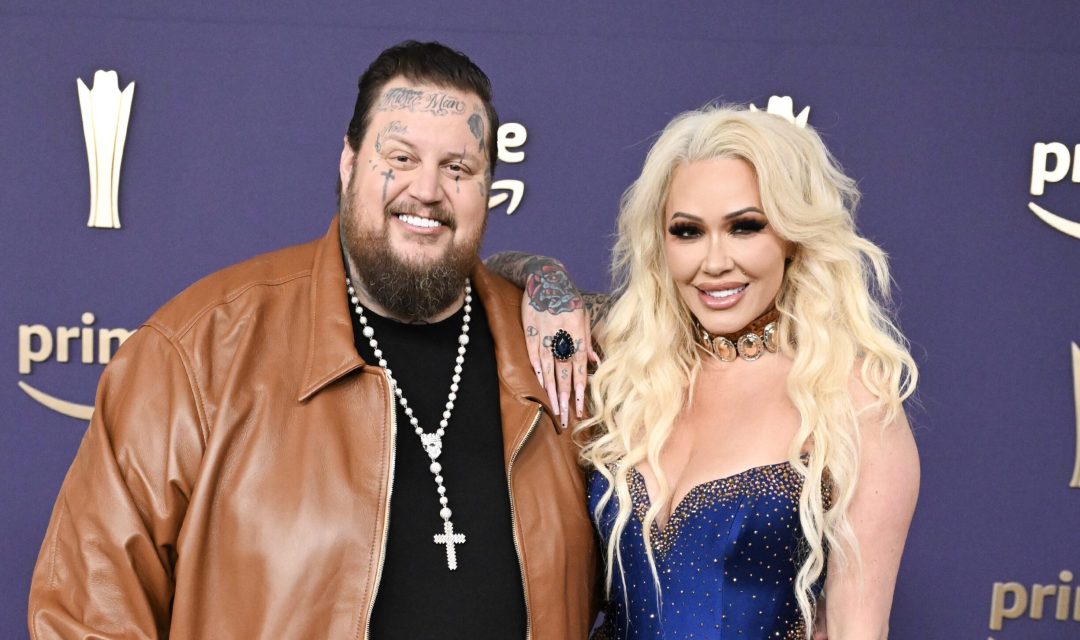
[346,276,472,570]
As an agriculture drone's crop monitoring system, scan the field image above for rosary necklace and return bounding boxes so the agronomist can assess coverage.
[346,276,471,570]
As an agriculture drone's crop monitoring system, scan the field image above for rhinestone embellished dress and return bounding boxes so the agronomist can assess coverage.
[588,460,828,639]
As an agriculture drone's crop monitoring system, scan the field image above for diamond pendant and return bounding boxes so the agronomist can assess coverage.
[420,432,442,460]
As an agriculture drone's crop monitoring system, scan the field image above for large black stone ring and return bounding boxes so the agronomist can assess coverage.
[550,329,576,362]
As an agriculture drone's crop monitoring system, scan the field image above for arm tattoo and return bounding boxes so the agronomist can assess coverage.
[483,251,538,288]
[486,250,613,317]
[484,252,593,315]
[524,262,583,315]
[581,292,614,329]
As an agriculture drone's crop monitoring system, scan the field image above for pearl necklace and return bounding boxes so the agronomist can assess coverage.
[346,276,472,570]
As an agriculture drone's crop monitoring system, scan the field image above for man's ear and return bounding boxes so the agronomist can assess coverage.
[339,136,357,191]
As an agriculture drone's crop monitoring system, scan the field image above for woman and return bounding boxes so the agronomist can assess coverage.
[492,104,918,638]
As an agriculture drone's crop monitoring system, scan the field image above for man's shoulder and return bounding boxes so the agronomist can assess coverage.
[146,234,325,339]
[473,263,523,313]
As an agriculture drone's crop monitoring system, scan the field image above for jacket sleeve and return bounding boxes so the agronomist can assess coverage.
[28,326,207,640]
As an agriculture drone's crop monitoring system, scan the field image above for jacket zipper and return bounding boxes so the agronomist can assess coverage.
[364,371,397,640]
[507,405,543,640]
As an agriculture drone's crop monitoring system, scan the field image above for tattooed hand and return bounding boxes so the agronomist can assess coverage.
[525,265,584,314]
[484,252,610,430]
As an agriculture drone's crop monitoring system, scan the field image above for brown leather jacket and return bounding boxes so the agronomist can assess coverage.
[29,218,598,639]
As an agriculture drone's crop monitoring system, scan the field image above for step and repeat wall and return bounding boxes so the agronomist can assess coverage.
[3,3,1078,638]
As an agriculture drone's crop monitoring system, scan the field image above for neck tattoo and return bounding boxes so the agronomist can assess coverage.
[346,275,472,570]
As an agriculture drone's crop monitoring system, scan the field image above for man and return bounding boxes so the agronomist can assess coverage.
[29,41,597,639]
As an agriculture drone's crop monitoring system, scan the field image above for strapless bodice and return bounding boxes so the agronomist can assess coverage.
[588,460,825,639]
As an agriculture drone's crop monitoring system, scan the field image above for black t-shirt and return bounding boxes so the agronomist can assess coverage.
[351,294,528,639]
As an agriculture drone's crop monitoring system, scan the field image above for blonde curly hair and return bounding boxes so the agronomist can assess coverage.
[578,105,917,634]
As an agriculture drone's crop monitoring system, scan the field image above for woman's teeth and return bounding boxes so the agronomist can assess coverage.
[704,285,746,298]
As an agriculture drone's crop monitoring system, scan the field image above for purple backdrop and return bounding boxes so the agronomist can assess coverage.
[3,2,1079,638]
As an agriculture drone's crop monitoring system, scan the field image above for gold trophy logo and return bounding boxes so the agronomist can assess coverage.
[76,70,134,229]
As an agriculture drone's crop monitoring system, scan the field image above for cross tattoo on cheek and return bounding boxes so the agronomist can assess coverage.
[381,167,395,202]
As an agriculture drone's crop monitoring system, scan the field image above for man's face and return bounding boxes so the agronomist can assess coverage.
[339,80,491,321]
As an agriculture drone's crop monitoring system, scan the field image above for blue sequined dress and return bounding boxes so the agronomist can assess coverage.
[588,460,828,639]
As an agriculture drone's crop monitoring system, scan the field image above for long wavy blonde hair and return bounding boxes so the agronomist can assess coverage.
[579,105,917,634]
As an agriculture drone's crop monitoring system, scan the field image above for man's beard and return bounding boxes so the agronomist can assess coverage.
[340,193,482,323]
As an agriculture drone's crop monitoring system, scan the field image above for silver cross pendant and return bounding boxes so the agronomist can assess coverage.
[433,520,466,570]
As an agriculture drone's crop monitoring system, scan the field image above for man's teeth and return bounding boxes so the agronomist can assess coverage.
[398,214,442,228]
[704,285,746,298]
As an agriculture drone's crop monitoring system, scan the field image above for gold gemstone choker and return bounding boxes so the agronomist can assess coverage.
[696,307,780,362]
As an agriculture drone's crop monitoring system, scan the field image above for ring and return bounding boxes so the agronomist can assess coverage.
[550,329,576,362]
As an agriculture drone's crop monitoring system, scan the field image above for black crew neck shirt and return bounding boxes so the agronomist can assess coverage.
[351,295,527,639]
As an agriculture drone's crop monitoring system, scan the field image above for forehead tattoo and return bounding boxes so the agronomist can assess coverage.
[374,87,467,117]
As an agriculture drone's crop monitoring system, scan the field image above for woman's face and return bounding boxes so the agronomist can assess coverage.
[663,157,790,336]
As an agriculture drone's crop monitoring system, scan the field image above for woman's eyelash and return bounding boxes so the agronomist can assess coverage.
[667,223,701,237]
[732,219,767,233]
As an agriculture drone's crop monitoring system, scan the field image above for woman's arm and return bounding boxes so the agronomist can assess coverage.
[823,381,920,639]
[484,251,612,427]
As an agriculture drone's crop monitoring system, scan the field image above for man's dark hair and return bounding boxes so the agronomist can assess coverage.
[346,40,499,169]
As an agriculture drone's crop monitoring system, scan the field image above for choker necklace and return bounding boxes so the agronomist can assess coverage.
[697,307,780,362]
[346,275,471,571]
